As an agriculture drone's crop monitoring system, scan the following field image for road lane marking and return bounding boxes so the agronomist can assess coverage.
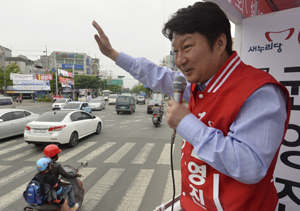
[0,165,11,173]
[59,142,97,162]
[77,142,116,162]
[104,143,135,163]
[131,143,155,164]
[0,182,27,210]
[116,169,155,211]
[157,143,175,165]
[0,140,19,148]
[4,146,42,161]
[0,143,28,156]
[26,142,97,162]
[161,170,181,204]
[0,166,35,188]
[80,168,124,211]
[105,124,115,127]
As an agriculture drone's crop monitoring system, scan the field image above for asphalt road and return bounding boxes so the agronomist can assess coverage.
[0,99,183,211]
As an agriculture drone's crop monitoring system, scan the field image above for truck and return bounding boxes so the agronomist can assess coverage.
[152,93,163,101]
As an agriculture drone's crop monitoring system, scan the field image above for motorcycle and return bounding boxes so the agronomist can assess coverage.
[152,111,162,127]
[23,161,88,211]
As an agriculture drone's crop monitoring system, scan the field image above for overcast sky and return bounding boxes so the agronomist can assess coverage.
[1,0,235,89]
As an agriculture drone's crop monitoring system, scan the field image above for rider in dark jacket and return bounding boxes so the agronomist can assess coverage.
[44,144,81,210]
[152,103,162,121]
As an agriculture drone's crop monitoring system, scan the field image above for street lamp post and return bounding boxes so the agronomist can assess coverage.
[73,64,75,100]
[0,45,6,96]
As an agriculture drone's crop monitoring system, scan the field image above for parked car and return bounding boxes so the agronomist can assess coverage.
[108,94,118,105]
[115,95,136,114]
[24,110,102,147]
[0,109,39,139]
[61,101,92,114]
[0,96,15,108]
[137,96,145,104]
[89,97,106,111]
[52,98,72,110]
[147,100,164,114]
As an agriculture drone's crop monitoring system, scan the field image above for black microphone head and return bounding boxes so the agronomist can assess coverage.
[173,76,187,91]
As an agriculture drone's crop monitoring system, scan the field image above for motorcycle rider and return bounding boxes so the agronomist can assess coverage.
[152,103,162,122]
[43,144,81,211]
[35,157,69,211]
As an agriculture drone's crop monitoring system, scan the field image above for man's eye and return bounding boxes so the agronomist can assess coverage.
[184,45,191,49]
[173,50,178,55]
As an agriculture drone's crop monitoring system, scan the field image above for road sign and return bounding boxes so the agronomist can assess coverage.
[106,79,123,85]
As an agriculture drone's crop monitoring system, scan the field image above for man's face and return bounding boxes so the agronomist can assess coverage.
[172,32,222,84]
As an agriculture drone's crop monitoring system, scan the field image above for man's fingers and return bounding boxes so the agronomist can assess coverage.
[93,20,105,37]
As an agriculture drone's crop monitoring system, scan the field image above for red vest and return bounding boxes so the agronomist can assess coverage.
[180,52,290,211]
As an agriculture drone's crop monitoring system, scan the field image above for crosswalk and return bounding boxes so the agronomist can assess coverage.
[0,138,182,211]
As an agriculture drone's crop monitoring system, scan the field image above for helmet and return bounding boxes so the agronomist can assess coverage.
[36,157,52,171]
[44,144,62,157]
[155,103,159,106]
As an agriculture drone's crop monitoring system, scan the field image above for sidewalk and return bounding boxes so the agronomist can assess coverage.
[15,99,52,108]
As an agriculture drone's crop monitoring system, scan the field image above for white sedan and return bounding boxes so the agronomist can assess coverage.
[89,97,106,111]
[52,98,72,110]
[24,110,103,147]
[0,109,39,139]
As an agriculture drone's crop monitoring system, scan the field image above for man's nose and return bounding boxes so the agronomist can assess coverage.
[175,52,188,68]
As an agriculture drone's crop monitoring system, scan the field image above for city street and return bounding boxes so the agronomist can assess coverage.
[0,99,183,211]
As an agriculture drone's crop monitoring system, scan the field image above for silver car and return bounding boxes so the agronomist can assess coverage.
[0,109,39,139]
[89,97,106,111]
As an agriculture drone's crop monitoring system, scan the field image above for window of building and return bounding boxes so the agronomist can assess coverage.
[56,59,64,64]
[75,60,84,65]
[65,60,74,64]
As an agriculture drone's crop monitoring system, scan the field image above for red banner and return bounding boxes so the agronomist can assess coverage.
[35,74,53,81]
[229,0,272,17]
[59,76,74,85]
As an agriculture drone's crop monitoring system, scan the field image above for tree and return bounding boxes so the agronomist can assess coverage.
[74,75,102,89]
[0,63,21,91]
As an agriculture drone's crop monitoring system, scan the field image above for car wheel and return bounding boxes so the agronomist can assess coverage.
[130,109,133,114]
[95,122,102,134]
[117,111,119,114]
[68,132,78,148]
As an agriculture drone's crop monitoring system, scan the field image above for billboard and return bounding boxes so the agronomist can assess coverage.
[106,79,123,85]
[241,7,300,210]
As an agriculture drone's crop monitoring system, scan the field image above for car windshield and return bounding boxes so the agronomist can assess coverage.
[117,96,130,103]
[35,112,68,122]
[63,103,81,109]
[79,95,86,98]
[109,95,117,99]
[138,97,144,99]
[89,99,99,103]
[56,99,66,103]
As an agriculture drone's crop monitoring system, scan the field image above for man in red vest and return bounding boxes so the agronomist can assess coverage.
[92,2,291,210]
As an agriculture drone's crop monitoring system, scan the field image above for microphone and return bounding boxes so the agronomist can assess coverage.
[171,76,187,138]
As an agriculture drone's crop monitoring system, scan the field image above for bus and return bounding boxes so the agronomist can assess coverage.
[102,90,111,101]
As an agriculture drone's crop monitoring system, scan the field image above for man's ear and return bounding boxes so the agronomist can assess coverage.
[215,33,227,53]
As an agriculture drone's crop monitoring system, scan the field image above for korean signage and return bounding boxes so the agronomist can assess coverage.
[59,76,74,85]
[106,79,123,85]
[61,64,84,69]
[56,52,84,59]
[241,8,300,210]
[35,74,53,81]
[10,73,35,80]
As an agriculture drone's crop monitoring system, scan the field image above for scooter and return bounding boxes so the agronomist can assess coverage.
[23,161,88,211]
[152,112,162,127]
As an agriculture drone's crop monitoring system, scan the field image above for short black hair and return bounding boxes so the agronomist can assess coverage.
[162,2,233,55]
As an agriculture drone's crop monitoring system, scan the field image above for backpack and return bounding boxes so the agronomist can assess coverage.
[23,173,47,205]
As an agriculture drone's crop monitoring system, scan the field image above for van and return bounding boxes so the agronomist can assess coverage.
[115,96,136,114]
[0,97,16,108]
[108,94,118,105]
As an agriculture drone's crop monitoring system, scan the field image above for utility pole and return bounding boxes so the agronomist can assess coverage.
[0,45,6,96]
[72,64,75,100]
